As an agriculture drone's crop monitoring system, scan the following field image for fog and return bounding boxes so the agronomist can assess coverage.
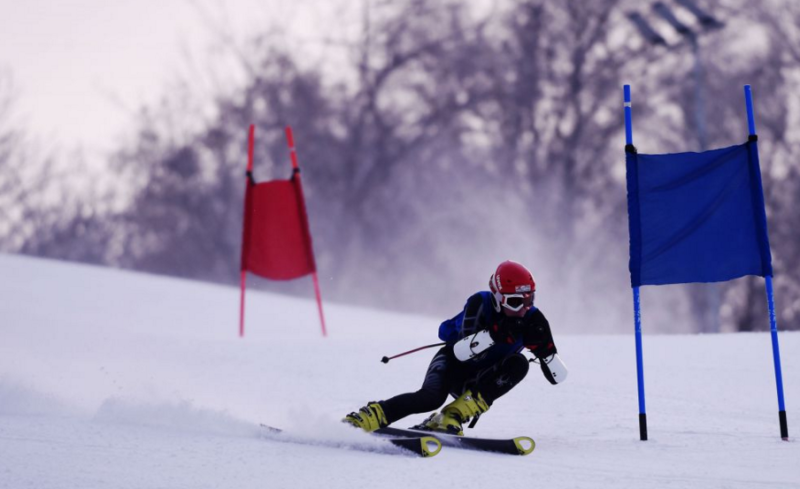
[2,0,798,335]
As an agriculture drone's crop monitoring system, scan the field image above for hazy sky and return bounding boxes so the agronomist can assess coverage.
[0,0,357,154]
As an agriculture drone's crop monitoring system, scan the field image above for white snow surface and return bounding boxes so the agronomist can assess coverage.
[0,253,797,489]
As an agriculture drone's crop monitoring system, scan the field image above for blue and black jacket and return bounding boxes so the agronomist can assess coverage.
[438,291,557,370]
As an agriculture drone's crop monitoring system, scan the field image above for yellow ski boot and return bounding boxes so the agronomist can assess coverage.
[343,402,388,432]
[423,390,489,436]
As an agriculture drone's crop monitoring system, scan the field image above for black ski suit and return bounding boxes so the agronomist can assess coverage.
[379,291,557,426]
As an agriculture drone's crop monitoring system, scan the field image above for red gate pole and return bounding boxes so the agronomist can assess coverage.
[239,124,256,337]
[285,126,327,336]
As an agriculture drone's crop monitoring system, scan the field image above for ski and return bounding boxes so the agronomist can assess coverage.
[259,424,442,458]
[375,426,535,456]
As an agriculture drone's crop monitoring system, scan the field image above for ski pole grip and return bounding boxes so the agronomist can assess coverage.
[381,356,390,364]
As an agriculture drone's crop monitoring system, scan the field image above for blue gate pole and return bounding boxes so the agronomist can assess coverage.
[745,85,789,441]
[625,84,648,441]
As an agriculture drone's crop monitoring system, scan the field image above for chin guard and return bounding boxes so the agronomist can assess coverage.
[539,353,568,385]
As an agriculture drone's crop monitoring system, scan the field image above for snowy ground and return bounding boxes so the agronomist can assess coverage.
[1,254,797,489]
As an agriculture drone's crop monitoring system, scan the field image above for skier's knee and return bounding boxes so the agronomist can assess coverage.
[504,353,530,380]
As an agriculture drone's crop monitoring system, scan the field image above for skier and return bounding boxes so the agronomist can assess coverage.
[344,260,566,436]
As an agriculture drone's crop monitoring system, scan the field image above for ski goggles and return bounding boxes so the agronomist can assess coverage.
[500,292,535,312]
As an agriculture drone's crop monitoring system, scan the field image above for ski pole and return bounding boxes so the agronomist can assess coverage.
[381,342,446,363]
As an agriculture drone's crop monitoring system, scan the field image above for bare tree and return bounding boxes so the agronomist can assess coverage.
[0,71,30,252]
[17,0,798,332]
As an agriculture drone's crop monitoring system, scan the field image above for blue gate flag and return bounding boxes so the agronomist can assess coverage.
[626,140,773,287]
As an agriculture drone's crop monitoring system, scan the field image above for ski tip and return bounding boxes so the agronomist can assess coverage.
[512,436,536,455]
[420,436,442,458]
[388,436,442,457]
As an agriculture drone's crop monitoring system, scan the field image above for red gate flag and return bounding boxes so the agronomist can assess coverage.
[241,178,315,279]
[239,125,327,337]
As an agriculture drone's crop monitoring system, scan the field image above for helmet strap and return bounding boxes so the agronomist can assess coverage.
[489,291,502,313]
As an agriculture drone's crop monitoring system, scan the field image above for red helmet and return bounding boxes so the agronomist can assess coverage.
[489,260,536,312]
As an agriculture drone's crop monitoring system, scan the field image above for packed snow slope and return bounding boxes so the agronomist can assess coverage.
[0,253,797,489]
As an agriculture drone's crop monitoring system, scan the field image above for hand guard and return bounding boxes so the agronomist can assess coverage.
[539,353,568,385]
[453,330,495,362]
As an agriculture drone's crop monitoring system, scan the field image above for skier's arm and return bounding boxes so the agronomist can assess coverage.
[521,309,557,359]
[522,309,568,385]
[460,293,487,337]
